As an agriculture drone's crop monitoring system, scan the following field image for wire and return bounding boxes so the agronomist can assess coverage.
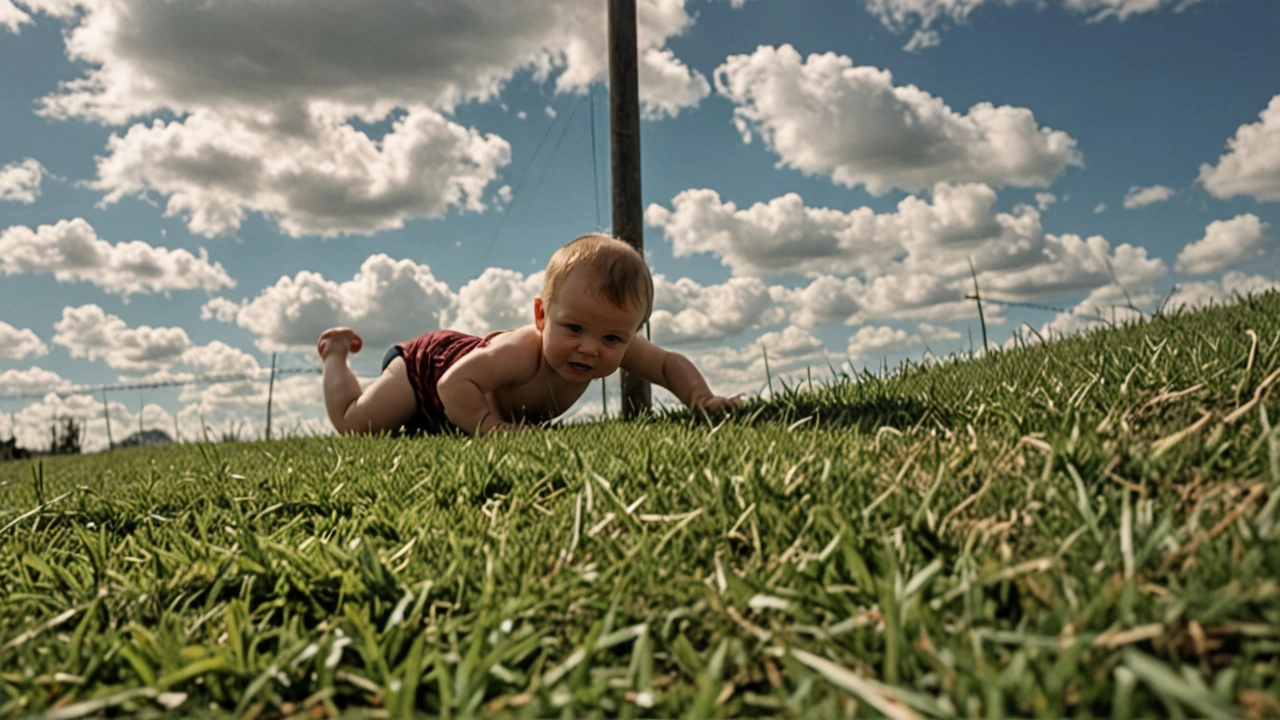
[522,95,584,217]
[477,93,575,269]
[0,366,321,402]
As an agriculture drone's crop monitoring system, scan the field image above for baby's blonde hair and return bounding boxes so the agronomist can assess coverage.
[542,234,654,328]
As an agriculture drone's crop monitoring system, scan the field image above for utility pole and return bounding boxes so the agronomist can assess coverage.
[265,352,276,441]
[102,391,113,449]
[609,0,651,419]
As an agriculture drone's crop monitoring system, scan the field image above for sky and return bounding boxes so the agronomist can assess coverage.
[1,0,1278,451]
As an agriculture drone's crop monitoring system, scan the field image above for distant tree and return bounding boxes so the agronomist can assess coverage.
[50,417,82,455]
[0,437,31,462]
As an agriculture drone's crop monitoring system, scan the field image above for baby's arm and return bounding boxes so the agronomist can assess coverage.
[621,337,740,411]
[437,331,541,435]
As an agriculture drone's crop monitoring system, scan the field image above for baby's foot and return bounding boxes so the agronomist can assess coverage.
[317,327,363,359]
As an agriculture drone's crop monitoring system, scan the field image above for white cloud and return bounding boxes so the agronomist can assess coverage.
[687,325,829,396]
[977,232,1167,301]
[651,275,789,345]
[647,189,897,277]
[451,267,543,336]
[30,0,706,124]
[1094,202,1107,213]
[1198,95,1280,202]
[1175,214,1271,275]
[0,366,74,397]
[53,304,192,372]
[0,321,48,359]
[647,183,1161,320]
[0,218,235,296]
[842,322,958,361]
[714,45,1081,195]
[1035,192,1056,211]
[88,108,512,238]
[1062,0,1211,23]
[1123,184,1174,209]
[862,0,1211,50]
[638,47,712,120]
[1163,272,1280,313]
[846,324,916,361]
[19,0,708,238]
[0,158,46,203]
[200,297,242,324]
[6,392,108,453]
[213,254,455,352]
[0,0,31,33]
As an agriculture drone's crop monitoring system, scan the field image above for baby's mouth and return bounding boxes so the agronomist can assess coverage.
[568,362,592,372]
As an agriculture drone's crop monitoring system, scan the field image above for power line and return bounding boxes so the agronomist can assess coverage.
[0,366,320,402]
[477,93,576,269]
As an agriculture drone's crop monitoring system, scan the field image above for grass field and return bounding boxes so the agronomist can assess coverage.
[2,295,1279,719]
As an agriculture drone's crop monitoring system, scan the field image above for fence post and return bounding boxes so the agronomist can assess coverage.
[102,390,113,449]
[265,352,277,441]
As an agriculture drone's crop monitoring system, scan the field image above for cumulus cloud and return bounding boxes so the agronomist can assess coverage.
[0,321,47,359]
[648,183,1161,314]
[862,0,1212,51]
[451,267,543,336]
[1175,214,1271,275]
[977,233,1167,301]
[845,322,960,361]
[27,0,706,123]
[89,108,512,238]
[651,275,789,345]
[649,183,1172,329]
[687,325,829,396]
[53,304,192,372]
[1123,184,1174,209]
[12,0,710,238]
[1035,193,1056,211]
[639,48,712,120]
[1198,95,1280,202]
[0,158,46,203]
[714,46,1081,195]
[50,305,274,402]
[0,218,234,296]
[208,255,455,352]
[0,366,75,397]
[1163,271,1280,313]
[0,0,31,33]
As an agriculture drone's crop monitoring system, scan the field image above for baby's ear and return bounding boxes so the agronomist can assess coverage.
[533,297,546,331]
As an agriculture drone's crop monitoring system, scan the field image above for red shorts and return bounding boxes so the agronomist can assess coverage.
[382,330,504,435]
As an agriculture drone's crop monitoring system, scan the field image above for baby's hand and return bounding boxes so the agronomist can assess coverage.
[317,327,363,360]
[692,394,741,413]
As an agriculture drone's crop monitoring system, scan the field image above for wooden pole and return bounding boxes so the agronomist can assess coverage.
[102,390,113,450]
[265,352,277,441]
[609,0,651,419]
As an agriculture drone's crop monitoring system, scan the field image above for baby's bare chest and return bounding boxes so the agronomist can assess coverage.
[490,378,588,423]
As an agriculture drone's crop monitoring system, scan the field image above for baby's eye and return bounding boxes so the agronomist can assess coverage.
[605,335,623,344]
[565,324,583,333]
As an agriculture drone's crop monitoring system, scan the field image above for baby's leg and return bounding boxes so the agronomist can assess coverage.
[319,329,416,435]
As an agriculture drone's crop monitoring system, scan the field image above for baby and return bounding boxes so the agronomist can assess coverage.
[317,234,740,436]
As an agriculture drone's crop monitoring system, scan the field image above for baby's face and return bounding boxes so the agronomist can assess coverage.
[535,271,646,385]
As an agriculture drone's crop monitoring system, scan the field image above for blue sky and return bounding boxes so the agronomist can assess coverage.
[1,0,1277,449]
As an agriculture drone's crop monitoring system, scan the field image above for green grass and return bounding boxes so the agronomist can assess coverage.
[2,294,1279,719]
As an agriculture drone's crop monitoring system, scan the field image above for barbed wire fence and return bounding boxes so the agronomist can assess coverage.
[0,354,321,453]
